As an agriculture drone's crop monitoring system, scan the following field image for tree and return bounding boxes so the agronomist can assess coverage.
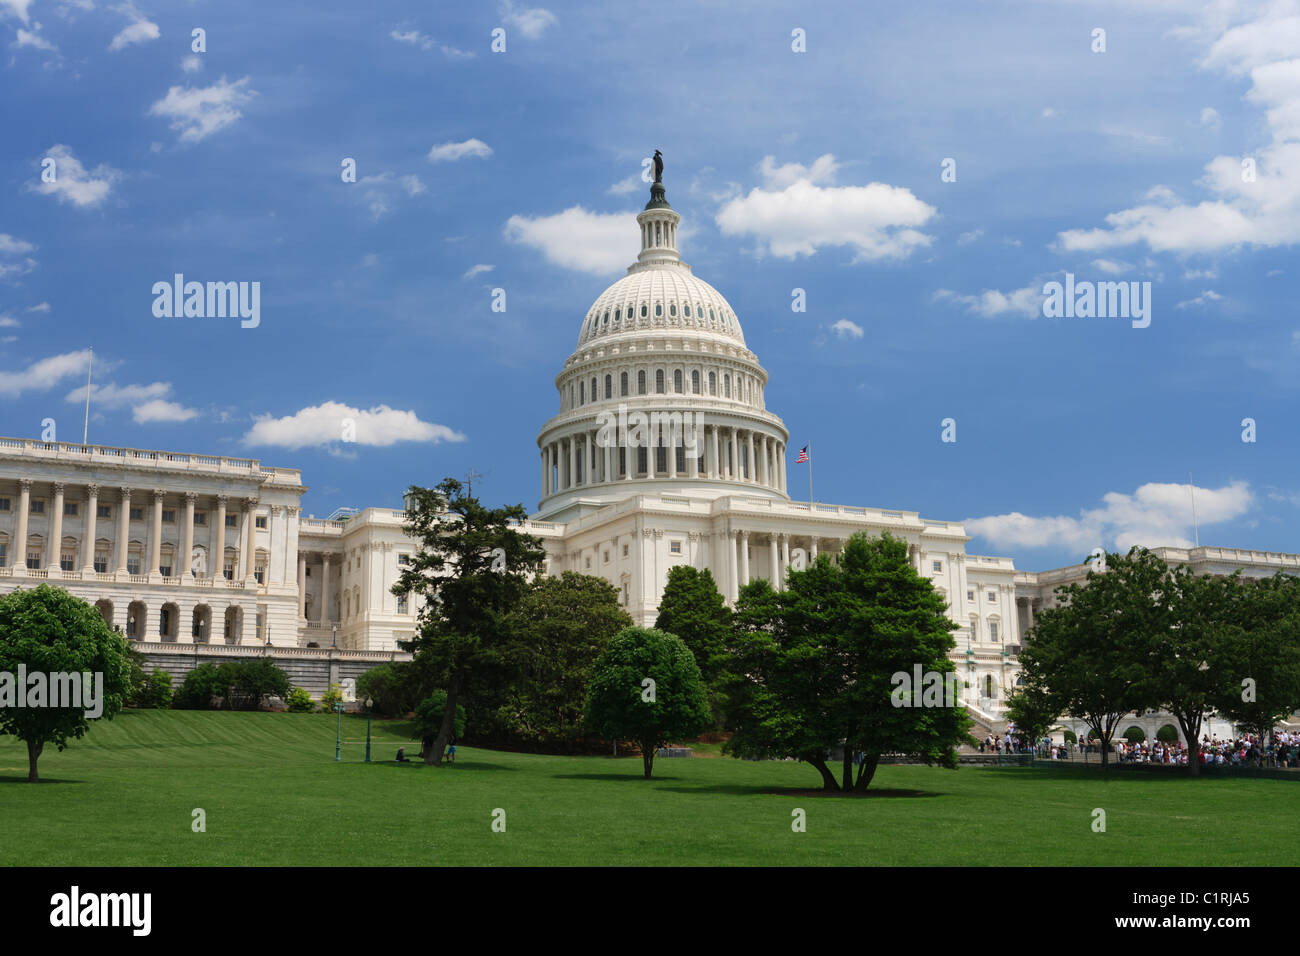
[392,478,545,765]
[222,659,290,711]
[655,566,731,724]
[723,533,971,792]
[0,585,133,781]
[1209,573,1300,744]
[1018,548,1165,768]
[176,663,224,709]
[412,691,465,757]
[129,668,173,709]
[1005,679,1060,750]
[584,627,711,778]
[493,572,632,748]
[357,662,422,718]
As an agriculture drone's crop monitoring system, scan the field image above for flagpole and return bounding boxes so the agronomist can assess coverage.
[808,441,813,505]
[82,348,93,446]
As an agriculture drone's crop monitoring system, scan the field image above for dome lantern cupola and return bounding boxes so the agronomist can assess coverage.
[635,181,680,267]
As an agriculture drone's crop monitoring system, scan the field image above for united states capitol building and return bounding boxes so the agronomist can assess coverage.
[2,175,1297,734]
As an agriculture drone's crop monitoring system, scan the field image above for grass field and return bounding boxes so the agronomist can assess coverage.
[1,709,1296,866]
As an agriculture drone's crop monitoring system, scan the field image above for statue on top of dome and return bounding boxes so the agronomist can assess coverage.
[652,150,663,184]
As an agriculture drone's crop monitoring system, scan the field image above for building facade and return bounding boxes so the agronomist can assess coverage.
[1,178,1296,731]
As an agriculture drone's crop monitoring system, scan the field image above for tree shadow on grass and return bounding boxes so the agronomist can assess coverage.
[766,787,944,799]
[552,772,685,783]
[0,776,86,785]
[370,760,519,773]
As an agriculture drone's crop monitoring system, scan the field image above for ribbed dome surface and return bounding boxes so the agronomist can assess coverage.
[578,265,745,347]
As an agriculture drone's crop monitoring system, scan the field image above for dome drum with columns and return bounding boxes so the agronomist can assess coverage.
[536,176,789,522]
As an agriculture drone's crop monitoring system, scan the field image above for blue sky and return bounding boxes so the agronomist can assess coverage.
[2,0,1298,571]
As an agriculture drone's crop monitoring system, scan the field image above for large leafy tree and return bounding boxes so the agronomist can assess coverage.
[494,572,632,748]
[584,627,711,778]
[0,585,133,781]
[724,532,971,792]
[654,565,731,723]
[1019,548,1165,768]
[391,478,545,765]
[1208,573,1300,745]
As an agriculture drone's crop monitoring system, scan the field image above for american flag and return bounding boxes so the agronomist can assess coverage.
[795,445,809,463]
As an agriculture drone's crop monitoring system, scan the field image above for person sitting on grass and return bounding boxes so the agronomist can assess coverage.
[446,740,456,763]
[396,747,409,762]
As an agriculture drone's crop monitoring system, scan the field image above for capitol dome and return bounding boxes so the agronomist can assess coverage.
[535,172,789,522]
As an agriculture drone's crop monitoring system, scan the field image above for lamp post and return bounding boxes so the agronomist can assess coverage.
[332,624,338,649]
[364,697,373,763]
[334,700,345,761]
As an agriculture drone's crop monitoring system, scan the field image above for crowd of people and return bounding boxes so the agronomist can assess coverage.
[976,728,1300,768]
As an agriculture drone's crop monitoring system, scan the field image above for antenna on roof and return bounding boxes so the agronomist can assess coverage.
[82,348,93,446]
[465,469,483,498]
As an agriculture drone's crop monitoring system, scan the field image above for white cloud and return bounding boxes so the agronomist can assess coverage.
[243,401,465,449]
[148,76,256,143]
[108,3,158,51]
[1200,106,1222,128]
[0,232,36,280]
[1058,10,1300,255]
[1091,258,1133,275]
[607,173,643,196]
[830,319,863,339]
[0,234,34,254]
[756,153,839,190]
[0,349,90,397]
[716,164,935,261]
[13,23,56,51]
[64,380,197,422]
[133,399,197,423]
[0,0,34,24]
[504,206,638,275]
[356,172,426,220]
[26,301,50,312]
[933,284,1040,319]
[180,54,201,73]
[1183,267,1218,279]
[0,315,19,327]
[499,1,555,39]
[29,144,120,208]
[390,28,433,50]
[966,480,1253,555]
[462,263,494,280]
[427,138,492,162]
[1175,289,1224,308]
[957,229,984,245]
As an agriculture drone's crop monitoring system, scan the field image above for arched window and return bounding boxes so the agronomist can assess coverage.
[984,675,995,698]
[673,369,683,393]
[620,372,629,396]
[579,381,585,404]
[691,370,700,394]
[604,374,612,399]
[637,370,647,395]
[655,303,662,317]
[591,377,597,402]
[655,369,665,394]
[708,371,716,396]
[641,304,647,318]
[684,305,691,317]
[670,303,676,316]
[724,374,731,398]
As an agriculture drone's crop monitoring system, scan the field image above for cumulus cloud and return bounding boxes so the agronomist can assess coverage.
[0,0,34,24]
[357,172,426,220]
[1175,289,1225,308]
[108,3,159,51]
[391,27,474,59]
[716,157,935,261]
[966,480,1253,556]
[462,263,493,280]
[64,380,198,422]
[933,284,1041,318]
[0,232,37,280]
[504,206,638,275]
[499,1,555,38]
[132,399,198,423]
[0,349,90,397]
[830,319,863,339]
[13,23,56,51]
[28,144,120,208]
[244,401,465,449]
[181,54,201,73]
[148,76,256,143]
[1057,9,1300,255]
[427,138,492,162]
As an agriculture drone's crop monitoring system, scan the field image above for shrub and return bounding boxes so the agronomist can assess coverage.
[1123,726,1146,744]
[286,687,314,713]
[1062,729,1077,744]
[130,668,173,709]
[1156,724,1180,744]
[221,659,290,711]
[412,691,465,743]
[319,683,344,712]
[356,663,420,717]
[176,663,225,709]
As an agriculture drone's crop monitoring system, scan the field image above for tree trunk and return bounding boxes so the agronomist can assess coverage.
[427,676,461,767]
[853,752,880,792]
[841,747,854,792]
[27,739,42,783]
[641,741,654,779]
[1180,716,1200,777]
[806,755,839,791]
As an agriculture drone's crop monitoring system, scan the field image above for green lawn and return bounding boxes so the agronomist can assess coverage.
[1,709,1296,866]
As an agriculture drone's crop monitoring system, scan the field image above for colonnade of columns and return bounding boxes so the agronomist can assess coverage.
[723,530,845,602]
[541,425,787,497]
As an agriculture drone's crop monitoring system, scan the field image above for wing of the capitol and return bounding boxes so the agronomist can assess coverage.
[2,177,1297,739]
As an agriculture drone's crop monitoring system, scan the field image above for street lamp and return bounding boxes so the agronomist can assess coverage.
[334,700,346,761]
[332,624,338,649]
[364,697,373,763]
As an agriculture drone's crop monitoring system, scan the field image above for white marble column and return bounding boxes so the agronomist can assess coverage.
[213,495,227,580]
[149,490,164,576]
[182,491,196,578]
[14,479,30,575]
[244,498,258,582]
[116,487,130,573]
[82,484,99,573]
[745,432,755,483]
[780,534,790,589]
[568,437,576,489]
[47,482,65,569]
[769,533,779,584]
[728,530,739,603]
[738,530,749,587]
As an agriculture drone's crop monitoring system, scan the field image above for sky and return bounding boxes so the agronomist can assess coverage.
[1,0,1298,572]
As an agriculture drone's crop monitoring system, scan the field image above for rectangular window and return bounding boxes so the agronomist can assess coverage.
[223,561,234,581]
[27,551,41,569]
[255,516,267,529]
[160,562,172,578]
[130,507,144,521]
[398,554,411,566]
[127,554,141,575]
[30,499,45,514]
[989,621,999,642]
[194,511,207,526]
[94,551,108,573]
[967,590,975,602]
[97,504,112,519]
[603,551,610,564]
[0,543,6,567]
[670,540,682,555]
[225,514,238,528]
[64,501,78,517]
[255,566,265,584]
[0,497,10,512]
[397,594,409,614]
[987,592,996,603]
[60,552,75,572]
[932,560,942,573]
[622,544,629,558]
[162,509,176,523]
